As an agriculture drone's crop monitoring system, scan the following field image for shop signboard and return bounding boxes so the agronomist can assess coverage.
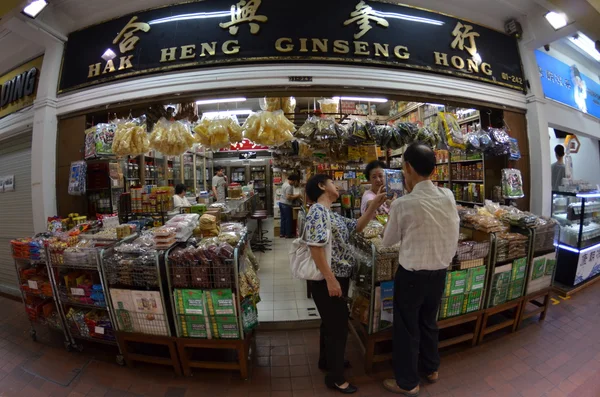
[0,56,43,119]
[575,245,600,285]
[59,0,524,93]
[535,50,600,120]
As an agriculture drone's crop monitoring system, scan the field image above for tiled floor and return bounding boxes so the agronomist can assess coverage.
[0,280,598,396]
[255,235,320,322]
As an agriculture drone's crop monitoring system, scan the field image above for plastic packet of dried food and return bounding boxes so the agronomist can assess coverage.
[318,98,338,114]
[439,112,465,149]
[501,168,525,199]
[465,133,481,153]
[508,137,521,160]
[259,97,281,111]
[242,112,261,143]
[316,117,336,139]
[112,118,149,156]
[296,116,318,139]
[364,121,377,142]
[477,129,493,151]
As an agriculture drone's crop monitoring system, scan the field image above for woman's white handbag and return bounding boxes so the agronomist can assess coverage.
[289,208,332,281]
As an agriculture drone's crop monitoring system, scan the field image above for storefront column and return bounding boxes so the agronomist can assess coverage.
[519,40,552,217]
[31,39,63,233]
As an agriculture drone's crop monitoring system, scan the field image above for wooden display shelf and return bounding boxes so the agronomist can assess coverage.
[438,310,484,349]
[517,288,551,329]
[175,331,254,379]
[477,299,522,344]
[115,332,182,376]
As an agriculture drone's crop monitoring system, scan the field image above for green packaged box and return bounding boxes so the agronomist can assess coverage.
[544,258,556,276]
[190,204,207,216]
[508,280,524,300]
[491,287,508,306]
[511,258,527,281]
[491,268,511,290]
[210,316,240,339]
[440,294,464,318]
[180,315,209,338]
[174,289,206,315]
[532,257,546,280]
[444,270,467,296]
[205,289,235,316]
[467,266,486,291]
[463,289,483,313]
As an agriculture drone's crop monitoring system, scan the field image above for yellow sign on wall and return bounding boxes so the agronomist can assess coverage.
[0,56,43,119]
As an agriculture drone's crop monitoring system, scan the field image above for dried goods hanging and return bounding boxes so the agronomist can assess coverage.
[111,117,150,156]
[149,118,195,156]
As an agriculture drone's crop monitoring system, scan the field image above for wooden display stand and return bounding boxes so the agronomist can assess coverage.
[115,332,182,376]
[438,310,484,349]
[477,299,522,344]
[176,331,254,379]
[517,288,551,329]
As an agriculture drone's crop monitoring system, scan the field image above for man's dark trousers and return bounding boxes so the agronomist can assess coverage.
[393,264,447,390]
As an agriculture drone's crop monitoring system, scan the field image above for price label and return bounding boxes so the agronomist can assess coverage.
[71,288,85,296]
[94,326,105,335]
[27,280,38,290]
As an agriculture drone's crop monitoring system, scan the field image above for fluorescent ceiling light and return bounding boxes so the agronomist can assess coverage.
[149,11,230,25]
[373,10,444,26]
[22,0,48,18]
[568,32,600,62]
[333,96,388,103]
[202,109,253,118]
[545,11,568,30]
[196,97,246,106]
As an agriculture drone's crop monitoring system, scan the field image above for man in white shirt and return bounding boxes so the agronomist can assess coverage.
[279,174,301,238]
[212,166,227,202]
[382,143,459,396]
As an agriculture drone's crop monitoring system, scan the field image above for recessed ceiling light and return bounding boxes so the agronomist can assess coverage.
[568,32,600,62]
[196,97,247,105]
[22,0,48,18]
[544,11,568,30]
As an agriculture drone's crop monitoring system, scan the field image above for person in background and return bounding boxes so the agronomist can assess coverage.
[212,166,227,202]
[552,144,566,192]
[279,174,301,238]
[173,184,191,212]
[381,143,459,396]
[304,174,386,394]
[361,160,394,218]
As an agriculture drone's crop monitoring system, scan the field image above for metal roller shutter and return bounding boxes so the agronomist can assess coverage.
[0,132,33,296]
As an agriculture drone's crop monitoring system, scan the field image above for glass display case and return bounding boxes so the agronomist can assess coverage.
[552,191,600,287]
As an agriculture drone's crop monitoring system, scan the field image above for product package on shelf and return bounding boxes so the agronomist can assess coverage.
[68,161,87,196]
[150,118,195,155]
[84,123,116,159]
[112,118,149,157]
[526,253,556,295]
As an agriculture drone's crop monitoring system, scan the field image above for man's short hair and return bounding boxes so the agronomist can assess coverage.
[554,144,565,157]
[403,143,436,177]
[175,184,186,195]
[214,166,224,173]
[288,174,300,182]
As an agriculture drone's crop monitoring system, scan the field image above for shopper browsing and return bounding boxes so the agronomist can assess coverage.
[212,166,227,202]
[172,184,191,212]
[381,143,459,396]
[361,160,395,218]
[304,174,386,394]
[279,174,301,238]
[551,144,566,191]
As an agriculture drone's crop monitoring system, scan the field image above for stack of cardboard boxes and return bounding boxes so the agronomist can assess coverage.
[439,265,487,319]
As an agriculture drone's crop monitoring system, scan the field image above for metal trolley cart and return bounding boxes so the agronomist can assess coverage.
[47,239,122,357]
[165,231,257,379]
[11,238,70,346]
[100,240,178,370]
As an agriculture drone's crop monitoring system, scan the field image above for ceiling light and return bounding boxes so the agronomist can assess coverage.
[202,109,253,118]
[333,96,388,103]
[544,11,568,30]
[22,0,48,18]
[102,49,117,61]
[374,10,444,26]
[196,97,247,106]
[568,32,600,62]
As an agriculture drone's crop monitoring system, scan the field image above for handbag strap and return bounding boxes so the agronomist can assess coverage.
[301,204,333,244]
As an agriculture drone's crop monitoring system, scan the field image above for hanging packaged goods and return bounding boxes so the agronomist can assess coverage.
[58,0,524,93]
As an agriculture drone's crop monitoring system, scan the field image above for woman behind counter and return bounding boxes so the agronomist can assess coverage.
[172,184,191,212]
[361,160,394,218]
[304,174,386,394]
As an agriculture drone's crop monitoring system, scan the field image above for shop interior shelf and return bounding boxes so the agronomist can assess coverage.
[456,200,483,206]
[453,180,484,183]
[458,114,480,125]
[451,158,484,163]
[60,299,108,311]
[71,334,117,346]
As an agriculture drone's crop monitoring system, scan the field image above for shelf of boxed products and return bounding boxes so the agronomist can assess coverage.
[165,228,259,340]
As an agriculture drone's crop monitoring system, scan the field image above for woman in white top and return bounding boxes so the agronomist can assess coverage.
[173,184,191,212]
[361,160,393,218]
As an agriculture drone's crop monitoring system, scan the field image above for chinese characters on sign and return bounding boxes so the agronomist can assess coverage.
[450,22,480,57]
[220,0,268,35]
[344,1,389,40]
[113,16,151,54]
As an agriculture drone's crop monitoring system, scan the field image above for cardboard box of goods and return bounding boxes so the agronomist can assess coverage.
[508,279,524,300]
[463,289,483,313]
[545,258,557,276]
[181,314,210,338]
[175,289,206,315]
[205,289,235,316]
[511,258,528,281]
[491,265,512,290]
[210,316,240,339]
[444,270,467,296]
[531,257,546,280]
[459,258,485,270]
[491,287,508,306]
[440,294,464,318]
[273,219,281,227]
[466,266,486,291]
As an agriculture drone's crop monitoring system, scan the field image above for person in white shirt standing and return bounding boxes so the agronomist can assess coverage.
[279,174,301,238]
[173,184,191,212]
[212,166,227,202]
[381,143,459,396]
